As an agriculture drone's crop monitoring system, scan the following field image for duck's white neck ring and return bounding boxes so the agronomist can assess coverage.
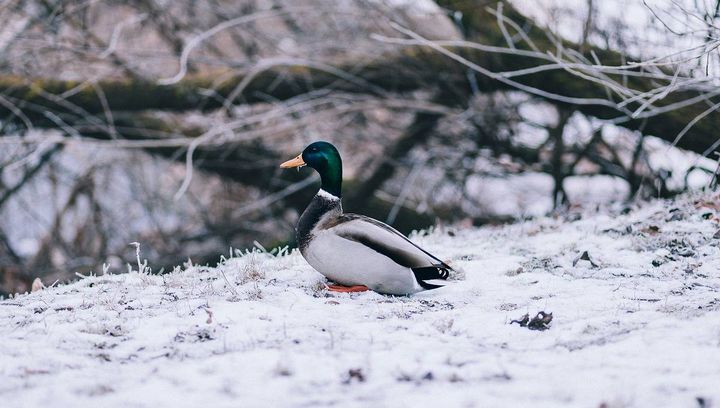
[317,189,340,201]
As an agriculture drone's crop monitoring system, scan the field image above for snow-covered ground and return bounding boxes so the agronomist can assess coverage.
[2,194,720,408]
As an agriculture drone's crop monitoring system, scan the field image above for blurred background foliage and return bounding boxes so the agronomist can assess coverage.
[1,0,719,295]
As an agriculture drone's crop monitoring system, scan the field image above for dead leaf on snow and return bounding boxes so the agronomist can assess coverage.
[511,311,553,331]
[343,368,365,384]
[695,200,720,211]
[572,251,599,268]
[640,225,661,235]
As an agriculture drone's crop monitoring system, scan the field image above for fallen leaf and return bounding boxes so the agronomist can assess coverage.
[511,311,553,331]
[343,368,365,384]
[640,225,661,235]
[572,251,599,268]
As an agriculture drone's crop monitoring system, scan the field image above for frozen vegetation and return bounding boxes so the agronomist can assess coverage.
[2,193,720,407]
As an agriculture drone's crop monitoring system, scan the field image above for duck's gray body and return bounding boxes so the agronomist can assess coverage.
[297,189,451,295]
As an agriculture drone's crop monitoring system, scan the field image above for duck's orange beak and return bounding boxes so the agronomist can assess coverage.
[280,154,305,168]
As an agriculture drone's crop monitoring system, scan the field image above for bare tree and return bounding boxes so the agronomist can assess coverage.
[0,0,718,295]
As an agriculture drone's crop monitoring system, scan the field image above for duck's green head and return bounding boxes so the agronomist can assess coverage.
[280,141,343,198]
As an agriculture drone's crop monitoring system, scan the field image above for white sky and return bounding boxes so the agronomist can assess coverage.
[516,0,720,77]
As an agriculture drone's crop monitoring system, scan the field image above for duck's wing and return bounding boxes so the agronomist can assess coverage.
[324,214,451,288]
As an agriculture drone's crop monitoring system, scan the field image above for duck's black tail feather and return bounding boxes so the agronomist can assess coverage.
[412,265,451,289]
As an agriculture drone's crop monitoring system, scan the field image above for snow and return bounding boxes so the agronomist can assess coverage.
[463,173,630,218]
[2,194,720,407]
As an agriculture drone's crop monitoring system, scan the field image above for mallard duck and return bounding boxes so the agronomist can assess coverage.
[280,141,451,295]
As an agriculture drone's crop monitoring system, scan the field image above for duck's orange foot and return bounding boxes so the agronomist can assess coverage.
[327,284,369,293]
